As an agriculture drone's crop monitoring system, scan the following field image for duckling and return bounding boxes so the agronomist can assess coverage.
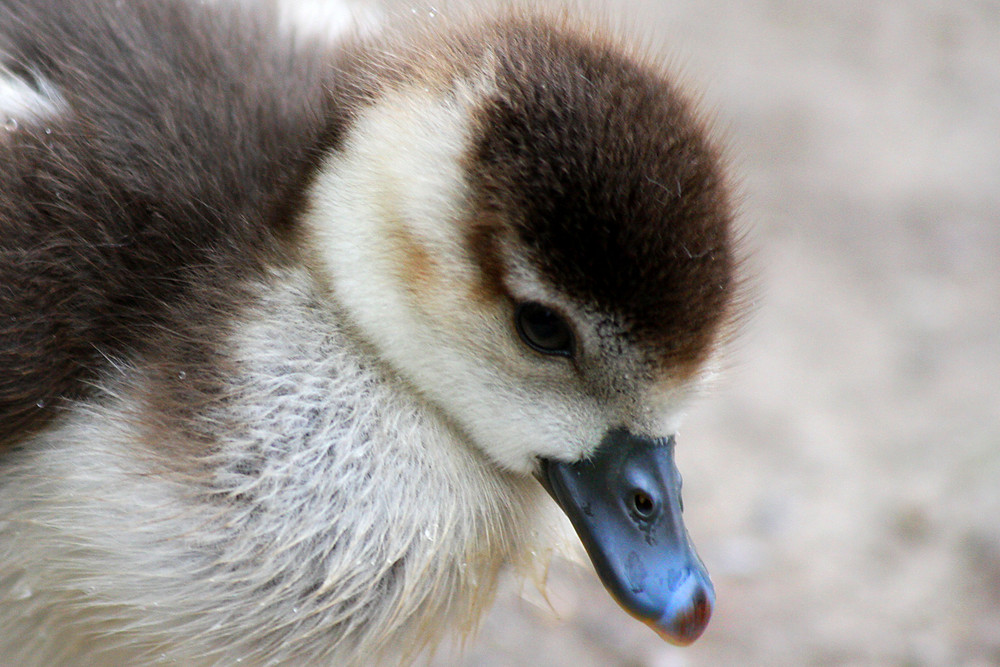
[0,0,742,664]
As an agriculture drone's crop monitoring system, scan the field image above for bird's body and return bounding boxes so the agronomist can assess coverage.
[0,1,741,664]
[0,264,538,665]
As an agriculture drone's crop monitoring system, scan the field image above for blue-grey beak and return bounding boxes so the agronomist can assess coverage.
[538,429,714,645]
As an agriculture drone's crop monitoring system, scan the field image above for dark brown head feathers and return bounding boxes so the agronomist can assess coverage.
[463,17,737,369]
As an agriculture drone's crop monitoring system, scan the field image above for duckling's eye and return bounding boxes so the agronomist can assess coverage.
[515,302,574,357]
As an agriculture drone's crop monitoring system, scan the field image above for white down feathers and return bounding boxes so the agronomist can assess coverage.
[0,268,547,666]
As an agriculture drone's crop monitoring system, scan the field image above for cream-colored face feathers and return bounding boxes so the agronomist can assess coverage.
[303,78,697,473]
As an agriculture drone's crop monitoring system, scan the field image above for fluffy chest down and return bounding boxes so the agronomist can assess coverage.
[0,268,544,666]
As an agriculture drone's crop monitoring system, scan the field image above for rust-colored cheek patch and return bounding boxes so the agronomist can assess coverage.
[464,217,510,304]
[385,224,440,301]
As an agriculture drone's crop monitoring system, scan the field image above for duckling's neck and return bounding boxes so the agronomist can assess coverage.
[0,266,546,666]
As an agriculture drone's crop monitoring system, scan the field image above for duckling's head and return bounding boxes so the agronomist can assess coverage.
[302,8,740,646]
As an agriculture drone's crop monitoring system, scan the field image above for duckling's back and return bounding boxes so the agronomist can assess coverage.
[0,0,336,446]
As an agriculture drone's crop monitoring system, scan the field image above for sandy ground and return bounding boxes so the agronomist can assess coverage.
[402,1,999,665]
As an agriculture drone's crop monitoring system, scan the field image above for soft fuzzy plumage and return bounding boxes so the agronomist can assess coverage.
[0,0,741,664]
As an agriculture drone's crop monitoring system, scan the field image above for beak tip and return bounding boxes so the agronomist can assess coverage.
[649,581,714,646]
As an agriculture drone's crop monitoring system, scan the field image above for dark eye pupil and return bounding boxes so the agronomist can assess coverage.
[515,302,573,356]
[633,491,655,516]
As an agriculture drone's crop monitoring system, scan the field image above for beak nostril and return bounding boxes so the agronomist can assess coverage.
[632,490,655,517]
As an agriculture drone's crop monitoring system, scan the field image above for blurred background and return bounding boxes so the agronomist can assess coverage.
[324,1,1000,664]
